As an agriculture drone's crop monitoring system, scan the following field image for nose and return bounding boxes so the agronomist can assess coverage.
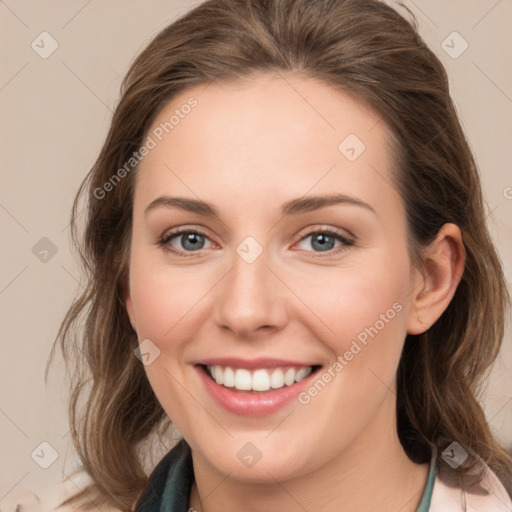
[213,244,289,339]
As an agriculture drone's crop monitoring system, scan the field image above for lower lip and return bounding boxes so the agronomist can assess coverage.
[195,365,319,416]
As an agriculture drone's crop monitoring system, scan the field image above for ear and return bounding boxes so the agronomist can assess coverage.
[406,223,465,335]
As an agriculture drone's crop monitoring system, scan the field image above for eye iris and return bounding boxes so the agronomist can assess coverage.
[181,232,205,251]
[312,233,335,252]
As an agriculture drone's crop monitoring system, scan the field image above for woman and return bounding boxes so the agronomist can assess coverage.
[47,0,512,510]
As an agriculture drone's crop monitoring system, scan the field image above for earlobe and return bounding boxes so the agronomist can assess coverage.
[406,223,465,335]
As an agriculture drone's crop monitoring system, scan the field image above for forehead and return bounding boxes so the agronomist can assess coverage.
[134,72,401,219]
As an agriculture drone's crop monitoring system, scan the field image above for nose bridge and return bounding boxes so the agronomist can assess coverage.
[214,237,287,336]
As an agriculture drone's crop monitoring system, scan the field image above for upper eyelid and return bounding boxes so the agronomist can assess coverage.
[161,224,352,239]
[161,226,211,242]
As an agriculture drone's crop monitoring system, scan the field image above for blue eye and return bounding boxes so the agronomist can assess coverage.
[159,229,212,255]
[297,230,354,255]
[157,227,354,257]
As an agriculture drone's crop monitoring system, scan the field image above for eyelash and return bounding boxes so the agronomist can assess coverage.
[157,226,355,258]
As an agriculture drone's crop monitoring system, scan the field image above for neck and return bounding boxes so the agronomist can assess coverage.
[188,399,429,512]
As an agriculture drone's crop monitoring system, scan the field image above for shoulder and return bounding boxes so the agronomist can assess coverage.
[430,460,512,512]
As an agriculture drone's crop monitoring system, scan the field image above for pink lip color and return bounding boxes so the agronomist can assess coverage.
[195,364,318,416]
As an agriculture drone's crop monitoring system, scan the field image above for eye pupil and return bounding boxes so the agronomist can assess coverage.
[312,233,335,252]
[182,232,205,251]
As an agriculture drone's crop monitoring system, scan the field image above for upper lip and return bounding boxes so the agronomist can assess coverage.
[194,357,321,369]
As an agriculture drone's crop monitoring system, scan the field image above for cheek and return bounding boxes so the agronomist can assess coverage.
[306,259,409,355]
[292,262,410,441]
[127,251,211,425]
[128,249,212,342]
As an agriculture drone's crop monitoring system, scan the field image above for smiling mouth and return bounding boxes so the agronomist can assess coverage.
[198,364,322,393]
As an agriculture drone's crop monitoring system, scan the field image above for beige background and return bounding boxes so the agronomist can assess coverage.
[1,0,511,507]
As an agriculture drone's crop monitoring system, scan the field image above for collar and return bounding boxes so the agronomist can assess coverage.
[135,439,194,512]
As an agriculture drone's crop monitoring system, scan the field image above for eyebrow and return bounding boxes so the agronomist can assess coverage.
[144,193,376,217]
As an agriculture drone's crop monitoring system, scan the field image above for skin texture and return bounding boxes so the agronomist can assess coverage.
[124,72,465,512]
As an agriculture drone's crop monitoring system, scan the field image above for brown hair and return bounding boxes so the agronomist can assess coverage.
[47,0,512,509]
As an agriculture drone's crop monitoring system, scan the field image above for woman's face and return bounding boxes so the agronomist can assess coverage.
[125,72,422,481]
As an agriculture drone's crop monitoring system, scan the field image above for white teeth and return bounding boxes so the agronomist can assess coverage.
[206,365,313,391]
[223,366,235,387]
[213,366,223,385]
[235,369,252,390]
[295,367,311,381]
[284,368,296,386]
[270,368,285,389]
[252,369,271,391]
